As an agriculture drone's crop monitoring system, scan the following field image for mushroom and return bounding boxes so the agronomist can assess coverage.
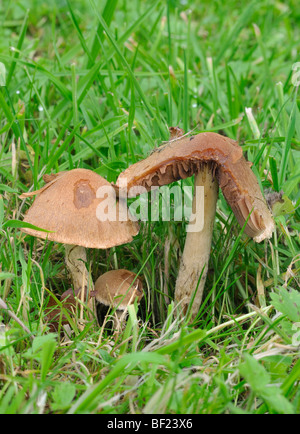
[92,269,143,331]
[116,132,275,319]
[20,169,139,313]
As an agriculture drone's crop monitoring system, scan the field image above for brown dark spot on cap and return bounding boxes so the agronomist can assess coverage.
[73,180,95,209]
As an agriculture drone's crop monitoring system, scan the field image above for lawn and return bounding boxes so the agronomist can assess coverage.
[0,0,299,414]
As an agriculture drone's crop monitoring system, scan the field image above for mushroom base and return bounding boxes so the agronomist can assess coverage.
[96,303,128,333]
[174,166,218,320]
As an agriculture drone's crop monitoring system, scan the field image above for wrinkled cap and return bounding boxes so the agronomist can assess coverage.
[20,168,139,248]
[94,269,143,310]
[116,132,275,242]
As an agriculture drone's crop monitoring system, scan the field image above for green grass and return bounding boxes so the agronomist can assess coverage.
[0,0,299,414]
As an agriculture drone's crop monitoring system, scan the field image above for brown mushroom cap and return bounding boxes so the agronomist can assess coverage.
[93,269,143,310]
[20,168,139,248]
[116,132,274,242]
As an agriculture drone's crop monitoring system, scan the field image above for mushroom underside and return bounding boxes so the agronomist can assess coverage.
[116,132,275,242]
[122,157,273,241]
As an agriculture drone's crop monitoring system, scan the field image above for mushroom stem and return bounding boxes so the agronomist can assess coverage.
[174,165,218,320]
[64,244,92,294]
[64,244,96,320]
[112,309,127,332]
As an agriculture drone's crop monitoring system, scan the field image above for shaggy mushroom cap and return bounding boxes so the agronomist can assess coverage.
[20,168,139,248]
[116,132,275,242]
[94,269,143,310]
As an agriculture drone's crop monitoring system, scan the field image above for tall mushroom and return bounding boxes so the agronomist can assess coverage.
[93,269,143,331]
[20,169,139,313]
[116,132,275,319]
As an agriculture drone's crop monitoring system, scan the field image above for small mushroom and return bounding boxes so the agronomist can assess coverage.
[116,132,275,319]
[20,169,139,312]
[93,269,143,331]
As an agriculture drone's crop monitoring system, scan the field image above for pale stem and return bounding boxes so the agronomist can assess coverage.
[64,244,89,292]
[64,245,95,319]
[174,165,218,320]
[114,308,127,332]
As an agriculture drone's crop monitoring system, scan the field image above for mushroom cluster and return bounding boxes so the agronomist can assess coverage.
[20,131,275,326]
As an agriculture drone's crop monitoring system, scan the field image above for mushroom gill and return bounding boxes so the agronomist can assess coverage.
[117,132,274,242]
